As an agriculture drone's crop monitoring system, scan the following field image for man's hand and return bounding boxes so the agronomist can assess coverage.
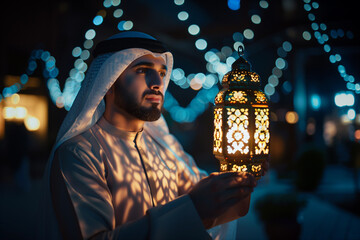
[188,171,256,229]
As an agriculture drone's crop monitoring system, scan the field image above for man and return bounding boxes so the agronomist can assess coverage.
[39,31,257,240]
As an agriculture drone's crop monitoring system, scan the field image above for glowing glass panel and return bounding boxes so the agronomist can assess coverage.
[226,108,250,155]
[226,91,248,104]
[254,108,270,155]
[213,108,223,154]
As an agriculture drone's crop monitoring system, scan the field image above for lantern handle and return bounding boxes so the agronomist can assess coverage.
[237,45,245,57]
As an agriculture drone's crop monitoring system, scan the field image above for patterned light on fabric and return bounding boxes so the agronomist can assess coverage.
[213,47,270,179]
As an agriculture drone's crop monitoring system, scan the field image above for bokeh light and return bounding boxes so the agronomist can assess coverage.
[195,39,207,50]
[174,0,185,6]
[243,29,254,40]
[251,14,261,24]
[113,9,123,18]
[228,0,240,10]
[285,111,299,124]
[178,11,189,21]
[85,29,96,40]
[93,15,104,26]
[188,24,200,35]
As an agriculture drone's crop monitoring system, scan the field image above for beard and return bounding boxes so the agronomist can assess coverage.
[114,85,163,122]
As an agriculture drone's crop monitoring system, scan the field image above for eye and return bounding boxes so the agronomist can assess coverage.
[136,68,148,74]
[159,71,166,78]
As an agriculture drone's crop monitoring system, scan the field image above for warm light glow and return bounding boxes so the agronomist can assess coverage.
[11,94,20,104]
[213,54,269,179]
[285,111,299,124]
[355,130,360,141]
[213,108,223,154]
[1,94,48,138]
[254,108,270,155]
[24,116,40,131]
[227,91,247,104]
[226,108,250,155]
[15,107,27,119]
[323,121,337,145]
[341,114,351,124]
[3,107,15,119]
[232,164,248,172]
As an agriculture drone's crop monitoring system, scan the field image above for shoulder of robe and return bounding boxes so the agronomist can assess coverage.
[59,130,95,152]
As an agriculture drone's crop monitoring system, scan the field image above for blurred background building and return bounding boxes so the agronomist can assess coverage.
[1,0,359,239]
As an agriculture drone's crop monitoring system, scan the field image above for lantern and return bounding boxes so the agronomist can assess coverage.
[213,47,270,179]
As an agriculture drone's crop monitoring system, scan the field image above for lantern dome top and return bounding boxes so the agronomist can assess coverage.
[222,54,261,89]
[231,55,251,71]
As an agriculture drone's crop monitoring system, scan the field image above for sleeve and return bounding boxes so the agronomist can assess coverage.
[151,133,244,239]
[53,142,211,240]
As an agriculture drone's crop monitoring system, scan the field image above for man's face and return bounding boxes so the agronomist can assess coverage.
[111,54,167,121]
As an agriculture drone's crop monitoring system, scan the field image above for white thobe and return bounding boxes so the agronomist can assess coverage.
[48,117,212,239]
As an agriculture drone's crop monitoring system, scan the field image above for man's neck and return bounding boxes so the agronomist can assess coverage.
[103,108,144,132]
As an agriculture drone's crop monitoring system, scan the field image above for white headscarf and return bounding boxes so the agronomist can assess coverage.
[46,31,174,176]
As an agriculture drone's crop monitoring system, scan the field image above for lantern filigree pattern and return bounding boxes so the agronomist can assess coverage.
[226,108,249,154]
[213,52,270,179]
[254,108,270,155]
[213,108,223,154]
[226,91,248,104]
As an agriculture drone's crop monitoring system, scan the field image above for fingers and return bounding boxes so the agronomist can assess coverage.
[207,172,256,204]
[210,171,256,188]
[217,185,254,204]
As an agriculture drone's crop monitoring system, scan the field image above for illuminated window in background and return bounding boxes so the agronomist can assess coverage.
[0,90,48,139]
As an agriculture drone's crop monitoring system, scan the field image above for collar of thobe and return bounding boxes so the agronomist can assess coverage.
[97,116,143,144]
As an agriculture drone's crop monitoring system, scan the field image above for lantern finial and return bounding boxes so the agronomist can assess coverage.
[237,45,244,57]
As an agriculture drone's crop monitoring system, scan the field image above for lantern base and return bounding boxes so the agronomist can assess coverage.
[219,159,263,179]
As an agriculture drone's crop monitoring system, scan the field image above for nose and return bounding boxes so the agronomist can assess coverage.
[148,71,164,91]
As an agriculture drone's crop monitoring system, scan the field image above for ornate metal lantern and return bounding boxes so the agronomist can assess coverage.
[213,47,270,179]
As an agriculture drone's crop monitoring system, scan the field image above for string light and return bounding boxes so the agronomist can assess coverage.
[303,0,359,94]
[0,0,127,110]
[1,0,357,125]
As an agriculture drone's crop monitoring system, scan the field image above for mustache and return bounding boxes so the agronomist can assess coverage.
[142,90,164,100]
